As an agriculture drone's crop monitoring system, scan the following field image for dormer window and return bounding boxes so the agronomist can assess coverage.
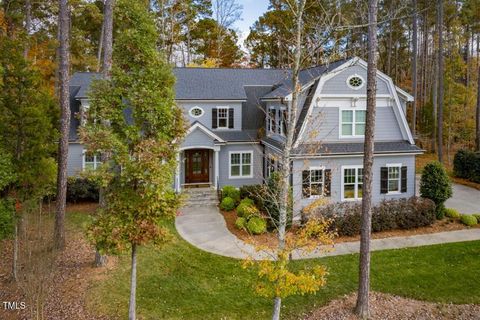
[212,107,234,129]
[340,109,366,137]
[346,75,364,90]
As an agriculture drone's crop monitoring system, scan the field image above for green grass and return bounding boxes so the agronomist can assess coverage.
[67,213,480,319]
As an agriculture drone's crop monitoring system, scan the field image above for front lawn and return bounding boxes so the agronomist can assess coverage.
[73,208,480,320]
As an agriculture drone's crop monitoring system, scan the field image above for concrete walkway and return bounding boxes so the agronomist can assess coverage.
[176,205,480,260]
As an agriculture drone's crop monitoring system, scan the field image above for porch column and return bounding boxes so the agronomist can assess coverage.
[213,146,220,189]
[175,151,181,192]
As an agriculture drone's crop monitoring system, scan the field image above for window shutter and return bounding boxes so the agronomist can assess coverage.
[228,108,234,128]
[380,167,388,194]
[324,169,331,197]
[302,170,310,198]
[401,166,407,193]
[212,108,217,128]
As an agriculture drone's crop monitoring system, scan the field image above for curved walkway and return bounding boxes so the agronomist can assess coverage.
[176,205,480,260]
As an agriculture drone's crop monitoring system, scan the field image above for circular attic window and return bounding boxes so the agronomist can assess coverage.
[347,75,364,90]
[189,107,204,118]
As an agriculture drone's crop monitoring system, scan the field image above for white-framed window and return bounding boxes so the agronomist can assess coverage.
[303,167,325,198]
[342,166,363,201]
[340,109,366,137]
[346,74,365,90]
[83,152,102,170]
[387,164,401,193]
[268,107,276,133]
[189,106,204,118]
[229,151,253,178]
[217,107,229,128]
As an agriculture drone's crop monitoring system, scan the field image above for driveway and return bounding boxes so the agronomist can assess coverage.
[416,176,480,214]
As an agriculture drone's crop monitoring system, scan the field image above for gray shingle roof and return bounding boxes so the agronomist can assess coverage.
[215,130,259,142]
[173,68,290,100]
[291,141,423,156]
[71,72,101,98]
[261,59,349,100]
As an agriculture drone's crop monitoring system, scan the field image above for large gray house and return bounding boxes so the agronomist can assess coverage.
[67,57,422,217]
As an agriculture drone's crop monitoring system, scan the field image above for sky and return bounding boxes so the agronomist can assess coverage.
[233,0,270,46]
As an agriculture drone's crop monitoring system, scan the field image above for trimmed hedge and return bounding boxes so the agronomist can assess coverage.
[460,214,478,227]
[235,217,246,230]
[420,162,452,219]
[453,149,480,183]
[66,177,99,203]
[303,197,436,237]
[220,197,236,211]
[473,214,480,221]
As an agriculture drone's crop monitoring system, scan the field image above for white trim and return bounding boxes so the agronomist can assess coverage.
[188,106,204,118]
[228,150,254,179]
[176,99,246,102]
[346,74,365,90]
[317,94,392,99]
[82,150,101,171]
[386,163,402,194]
[395,86,414,102]
[185,122,226,143]
[214,149,219,189]
[180,145,220,151]
[341,165,363,201]
[291,152,423,159]
[305,166,326,199]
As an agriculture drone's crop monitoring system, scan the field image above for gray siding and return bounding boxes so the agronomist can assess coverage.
[292,154,416,216]
[300,106,403,143]
[182,128,216,149]
[218,143,264,187]
[321,65,390,95]
[67,143,84,176]
[179,101,242,131]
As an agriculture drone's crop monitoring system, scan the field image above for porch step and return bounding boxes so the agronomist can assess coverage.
[183,188,219,207]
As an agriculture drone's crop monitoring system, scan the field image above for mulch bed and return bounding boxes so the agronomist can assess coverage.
[221,209,479,249]
[302,292,480,320]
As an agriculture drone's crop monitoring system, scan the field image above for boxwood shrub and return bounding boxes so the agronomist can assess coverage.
[220,196,236,211]
[236,203,260,220]
[247,216,267,235]
[235,217,246,230]
[420,162,452,219]
[461,214,478,226]
[473,213,480,221]
[303,197,436,237]
[444,208,461,219]
[221,185,240,203]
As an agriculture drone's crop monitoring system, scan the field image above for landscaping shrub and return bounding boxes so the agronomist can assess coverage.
[220,196,236,211]
[262,172,293,229]
[236,203,260,220]
[303,197,436,237]
[239,184,266,210]
[453,150,477,179]
[444,208,461,219]
[239,198,255,206]
[246,216,267,235]
[235,217,246,230]
[473,214,480,222]
[221,185,240,202]
[66,177,99,203]
[460,214,478,227]
[0,198,15,240]
[420,162,452,219]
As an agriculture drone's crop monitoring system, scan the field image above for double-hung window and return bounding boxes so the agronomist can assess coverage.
[217,107,229,128]
[279,109,287,136]
[83,152,102,170]
[302,168,331,198]
[342,166,363,200]
[381,164,407,194]
[230,151,253,178]
[340,109,366,137]
[388,166,401,193]
[266,155,276,178]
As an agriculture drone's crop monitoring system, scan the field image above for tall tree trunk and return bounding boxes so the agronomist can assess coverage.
[129,243,137,320]
[437,0,444,163]
[23,0,31,58]
[476,46,480,151]
[95,0,115,267]
[54,0,71,250]
[412,0,418,135]
[355,0,378,318]
[96,22,104,72]
[12,222,18,281]
[272,0,305,319]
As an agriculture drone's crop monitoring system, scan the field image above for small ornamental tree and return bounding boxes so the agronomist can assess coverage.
[79,1,185,319]
[420,162,452,219]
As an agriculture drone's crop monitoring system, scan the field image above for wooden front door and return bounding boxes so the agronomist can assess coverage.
[185,149,210,184]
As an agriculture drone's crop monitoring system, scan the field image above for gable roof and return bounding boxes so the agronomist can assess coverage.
[71,72,101,98]
[173,68,290,100]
